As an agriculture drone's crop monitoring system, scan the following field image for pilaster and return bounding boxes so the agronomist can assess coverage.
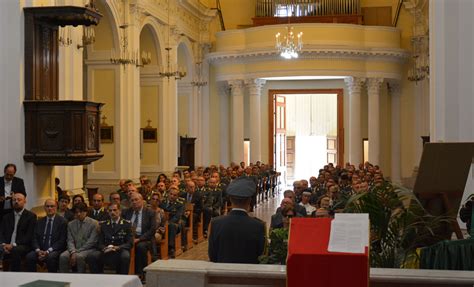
[245,78,266,164]
[389,81,402,184]
[344,77,366,165]
[367,77,384,166]
[228,79,245,164]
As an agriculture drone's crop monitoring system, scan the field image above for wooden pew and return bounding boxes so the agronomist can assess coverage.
[184,203,194,250]
[196,212,205,243]
[159,224,169,260]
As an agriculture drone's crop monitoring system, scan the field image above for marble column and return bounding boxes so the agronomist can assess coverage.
[389,81,402,184]
[367,77,384,165]
[245,79,266,164]
[218,83,230,165]
[160,50,179,172]
[344,77,366,165]
[228,80,245,164]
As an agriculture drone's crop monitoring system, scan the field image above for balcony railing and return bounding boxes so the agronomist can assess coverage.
[253,0,362,26]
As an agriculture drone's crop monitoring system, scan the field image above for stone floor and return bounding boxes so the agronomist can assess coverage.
[177,186,285,261]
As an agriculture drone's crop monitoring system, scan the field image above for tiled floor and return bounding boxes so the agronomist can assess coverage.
[177,186,285,261]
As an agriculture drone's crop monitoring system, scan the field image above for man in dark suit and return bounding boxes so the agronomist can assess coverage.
[0,192,37,271]
[122,192,156,278]
[25,198,67,272]
[182,180,202,242]
[87,193,110,222]
[0,163,26,222]
[87,202,133,274]
[208,177,266,264]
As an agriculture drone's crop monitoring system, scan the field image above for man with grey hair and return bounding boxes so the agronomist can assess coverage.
[26,198,67,272]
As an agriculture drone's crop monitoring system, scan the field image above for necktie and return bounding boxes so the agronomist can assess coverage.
[44,218,53,249]
[111,222,116,230]
[187,194,191,202]
[133,211,139,229]
[11,212,20,244]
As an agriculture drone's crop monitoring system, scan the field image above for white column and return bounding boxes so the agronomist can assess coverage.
[389,81,402,184]
[218,83,230,165]
[160,53,179,172]
[55,24,85,196]
[245,79,266,164]
[228,80,245,164]
[344,77,365,165]
[200,56,211,166]
[367,77,383,165]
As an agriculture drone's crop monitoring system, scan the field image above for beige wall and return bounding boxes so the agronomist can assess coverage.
[141,85,159,167]
[178,94,190,136]
[93,69,116,172]
[94,0,114,51]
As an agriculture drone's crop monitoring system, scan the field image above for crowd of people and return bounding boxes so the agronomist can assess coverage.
[0,160,392,276]
[0,161,279,281]
[270,161,387,230]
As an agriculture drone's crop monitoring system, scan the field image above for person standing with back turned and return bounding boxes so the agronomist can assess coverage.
[208,177,266,264]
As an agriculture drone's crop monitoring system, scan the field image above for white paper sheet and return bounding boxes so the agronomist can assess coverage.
[328,213,369,254]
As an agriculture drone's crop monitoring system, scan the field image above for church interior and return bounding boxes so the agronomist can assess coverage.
[0,0,473,286]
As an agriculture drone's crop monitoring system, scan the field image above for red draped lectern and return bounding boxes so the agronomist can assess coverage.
[287,218,369,287]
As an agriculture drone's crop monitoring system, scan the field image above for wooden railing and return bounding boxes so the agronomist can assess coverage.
[253,0,362,26]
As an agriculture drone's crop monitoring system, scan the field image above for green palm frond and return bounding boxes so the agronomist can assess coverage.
[343,183,453,268]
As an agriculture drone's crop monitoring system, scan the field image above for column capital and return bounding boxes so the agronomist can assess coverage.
[344,77,366,94]
[227,79,245,96]
[388,81,402,97]
[367,77,384,94]
[245,78,266,96]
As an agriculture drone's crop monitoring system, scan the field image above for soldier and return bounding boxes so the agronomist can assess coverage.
[160,187,184,258]
[207,178,223,217]
[87,203,133,274]
[208,177,265,263]
[199,177,213,237]
[87,193,109,222]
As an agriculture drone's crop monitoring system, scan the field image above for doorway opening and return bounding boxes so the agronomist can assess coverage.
[269,89,344,184]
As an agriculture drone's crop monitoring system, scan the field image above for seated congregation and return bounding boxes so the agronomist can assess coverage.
[0,162,280,279]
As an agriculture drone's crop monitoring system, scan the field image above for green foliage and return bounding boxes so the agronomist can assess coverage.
[344,182,454,268]
[259,228,289,265]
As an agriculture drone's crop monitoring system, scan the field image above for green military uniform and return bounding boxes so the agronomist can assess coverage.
[160,198,185,257]
[200,186,213,236]
[87,218,133,274]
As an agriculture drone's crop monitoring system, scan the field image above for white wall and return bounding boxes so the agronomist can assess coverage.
[430,0,474,219]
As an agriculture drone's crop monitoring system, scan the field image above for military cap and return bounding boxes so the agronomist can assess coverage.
[226,177,256,198]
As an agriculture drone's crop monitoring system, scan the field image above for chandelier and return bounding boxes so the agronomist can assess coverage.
[159,47,186,80]
[407,35,429,83]
[191,62,207,87]
[275,26,303,59]
[406,1,429,83]
[158,1,186,80]
[77,26,95,49]
[110,24,138,67]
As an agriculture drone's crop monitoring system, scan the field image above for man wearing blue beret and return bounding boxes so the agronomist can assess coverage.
[208,177,266,264]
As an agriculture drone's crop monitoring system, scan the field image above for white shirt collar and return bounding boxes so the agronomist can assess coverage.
[231,208,248,213]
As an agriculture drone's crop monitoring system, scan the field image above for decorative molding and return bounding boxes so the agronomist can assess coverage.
[367,77,384,94]
[207,47,408,65]
[344,77,366,94]
[245,79,267,96]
